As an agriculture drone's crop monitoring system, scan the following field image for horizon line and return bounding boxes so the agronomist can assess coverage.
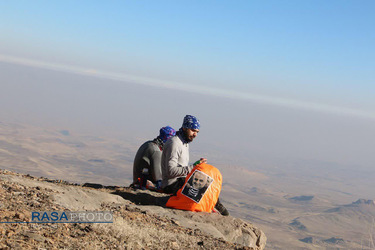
[1,54,374,120]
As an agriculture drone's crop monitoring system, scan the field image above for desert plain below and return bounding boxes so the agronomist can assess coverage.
[1,121,375,249]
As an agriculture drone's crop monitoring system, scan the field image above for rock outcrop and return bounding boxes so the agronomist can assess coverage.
[352,199,375,205]
[0,169,266,249]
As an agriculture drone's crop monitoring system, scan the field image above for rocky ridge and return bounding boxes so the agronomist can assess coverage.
[0,169,266,249]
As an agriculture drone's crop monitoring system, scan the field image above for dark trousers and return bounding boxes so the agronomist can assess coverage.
[163,177,186,195]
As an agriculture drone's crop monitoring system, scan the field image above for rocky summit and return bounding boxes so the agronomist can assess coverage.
[0,169,266,249]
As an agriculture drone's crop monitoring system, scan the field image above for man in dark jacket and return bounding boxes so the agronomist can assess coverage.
[132,126,175,190]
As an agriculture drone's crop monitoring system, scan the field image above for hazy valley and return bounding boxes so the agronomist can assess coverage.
[1,121,374,249]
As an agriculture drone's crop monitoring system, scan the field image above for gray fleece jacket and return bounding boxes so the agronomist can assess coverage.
[161,132,193,188]
[133,139,163,184]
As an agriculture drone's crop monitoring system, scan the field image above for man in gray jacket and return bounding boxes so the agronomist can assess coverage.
[161,115,206,194]
[133,126,175,190]
[162,115,229,216]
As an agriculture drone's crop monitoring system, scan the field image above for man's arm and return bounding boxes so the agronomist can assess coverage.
[164,140,192,178]
[150,150,162,182]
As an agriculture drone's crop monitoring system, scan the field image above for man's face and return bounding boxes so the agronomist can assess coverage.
[184,128,199,142]
[192,172,207,189]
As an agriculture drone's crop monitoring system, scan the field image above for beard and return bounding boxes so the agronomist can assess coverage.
[183,129,194,142]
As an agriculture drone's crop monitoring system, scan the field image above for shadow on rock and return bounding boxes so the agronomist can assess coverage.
[112,190,170,207]
[82,182,170,207]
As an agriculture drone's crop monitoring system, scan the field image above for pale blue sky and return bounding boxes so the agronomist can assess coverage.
[1,0,374,114]
[1,1,375,176]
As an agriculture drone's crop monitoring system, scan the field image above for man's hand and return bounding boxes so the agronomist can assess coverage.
[200,158,207,164]
[193,158,207,166]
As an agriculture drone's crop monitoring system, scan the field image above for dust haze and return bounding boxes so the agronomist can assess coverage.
[1,61,375,248]
[2,61,374,168]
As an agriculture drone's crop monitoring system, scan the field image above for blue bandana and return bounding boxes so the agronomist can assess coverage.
[159,126,176,143]
[182,115,200,130]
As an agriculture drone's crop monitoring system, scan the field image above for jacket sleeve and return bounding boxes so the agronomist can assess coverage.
[164,140,193,178]
[150,150,162,181]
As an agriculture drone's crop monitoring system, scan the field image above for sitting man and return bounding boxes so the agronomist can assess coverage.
[161,115,229,215]
[161,115,205,194]
[132,126,175,190]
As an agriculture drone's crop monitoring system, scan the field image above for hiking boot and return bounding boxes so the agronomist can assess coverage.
[215,199,229,216]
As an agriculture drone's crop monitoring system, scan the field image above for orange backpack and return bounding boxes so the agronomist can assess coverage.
[166,163,222,212]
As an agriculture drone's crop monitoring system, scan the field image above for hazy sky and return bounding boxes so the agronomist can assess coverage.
[1,1,375,110]
[1,1,375,172]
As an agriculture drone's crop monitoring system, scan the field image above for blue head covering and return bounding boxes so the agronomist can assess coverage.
[182,115,200,130]
[159,126,176,143]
